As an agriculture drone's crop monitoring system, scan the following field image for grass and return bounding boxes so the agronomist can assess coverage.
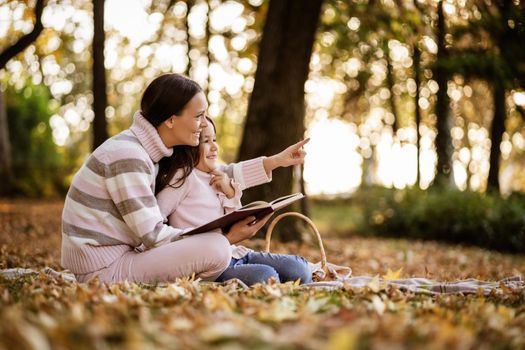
[309,197,362,235]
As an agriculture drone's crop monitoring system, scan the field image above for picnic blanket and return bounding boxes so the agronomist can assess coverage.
[1,267,523,295]
[300,276,524,295]
[0,267,77,282]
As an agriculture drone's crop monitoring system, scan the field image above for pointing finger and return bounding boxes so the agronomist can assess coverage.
[290,138,310,150]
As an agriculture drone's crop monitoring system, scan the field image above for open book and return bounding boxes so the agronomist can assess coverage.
[184,192,305,235]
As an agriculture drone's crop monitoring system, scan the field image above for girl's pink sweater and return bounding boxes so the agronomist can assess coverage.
[156,167,271,258]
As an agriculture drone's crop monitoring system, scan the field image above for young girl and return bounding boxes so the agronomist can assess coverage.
[156,117,312,286]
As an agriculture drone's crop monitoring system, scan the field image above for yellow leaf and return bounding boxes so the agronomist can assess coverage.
[382,268,403,281]
[323,328,358,350]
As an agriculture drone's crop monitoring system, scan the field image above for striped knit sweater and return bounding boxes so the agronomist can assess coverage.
[61,112,271,275]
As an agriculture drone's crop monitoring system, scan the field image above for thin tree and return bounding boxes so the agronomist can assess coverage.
[183,0,195,78]
[92,0,108,150]
[0,0,45,193]
[237,0,324,241]
[413,45,422,187]
[485,0,520,192]
[486,82,506,192]
[205,0,212,95]
[385,45,399,134]
[410,0,428,188]
[433,0,453,186]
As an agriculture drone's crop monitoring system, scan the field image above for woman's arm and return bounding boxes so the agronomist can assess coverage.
[104,157,187,249]
[156,169,191,219]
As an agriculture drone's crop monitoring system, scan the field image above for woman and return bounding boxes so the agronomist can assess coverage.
[61,73,306,283]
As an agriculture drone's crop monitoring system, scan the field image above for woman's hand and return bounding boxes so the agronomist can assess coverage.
[209,169,235,198]
[224,213,273,245]
[263,138,310,173]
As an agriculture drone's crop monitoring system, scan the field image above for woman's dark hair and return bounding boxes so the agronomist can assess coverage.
[155,146,198,194]
[155,117,217,194]
[145,74,203,194]
[141,73,202,127]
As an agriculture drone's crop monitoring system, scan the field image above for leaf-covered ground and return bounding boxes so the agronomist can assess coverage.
[1,199,525,349]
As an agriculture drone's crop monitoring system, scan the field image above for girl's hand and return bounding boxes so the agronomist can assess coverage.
[210,169,235,198]
[224,213,273,244]
[263,138,310,173]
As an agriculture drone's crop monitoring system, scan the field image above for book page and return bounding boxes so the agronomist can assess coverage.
[270,193,304,210]
[238,200,269,210]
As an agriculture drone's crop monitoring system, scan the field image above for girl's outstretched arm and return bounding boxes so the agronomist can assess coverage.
[262,138,310,173]
[219,138,310,190]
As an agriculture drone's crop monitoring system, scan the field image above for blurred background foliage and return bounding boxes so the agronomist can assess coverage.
[5,83,70,196]
[311,187,525,253]
[0,0,524,249]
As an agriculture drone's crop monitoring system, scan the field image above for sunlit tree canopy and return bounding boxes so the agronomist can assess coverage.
[0,0,524,196]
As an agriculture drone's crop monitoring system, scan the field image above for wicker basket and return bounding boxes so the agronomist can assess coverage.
[264,212,328,273]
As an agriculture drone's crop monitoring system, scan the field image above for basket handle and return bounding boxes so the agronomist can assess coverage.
[264,212,327,271]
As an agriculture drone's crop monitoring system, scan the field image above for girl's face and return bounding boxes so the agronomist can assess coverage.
[163,91,208,147]
[196,120,219,173]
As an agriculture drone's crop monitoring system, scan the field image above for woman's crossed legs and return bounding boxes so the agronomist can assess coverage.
[77,233,232,283]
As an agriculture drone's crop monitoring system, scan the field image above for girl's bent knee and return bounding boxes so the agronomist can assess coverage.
[287,256,312,284]
[297,263,312,284]
[255,266,280,284]
[220,265,279,286]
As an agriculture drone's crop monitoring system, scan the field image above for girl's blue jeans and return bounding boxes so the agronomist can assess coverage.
[216,251,312,286]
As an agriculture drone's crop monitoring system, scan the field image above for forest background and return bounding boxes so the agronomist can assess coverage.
[1,0,525,250]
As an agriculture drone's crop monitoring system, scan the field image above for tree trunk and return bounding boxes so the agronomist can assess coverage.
[184,0,195,78]
[0,91,12,194]
[205,0,212,95]
[433,0,453,186]
[0,0,45,194]
[92,0,108,150]
[487,84,505,192]
[413,45,421,187]
[486,0,511,193]
[298,164,310,217]
[361,155,374,187]
[386,47,399,133]
[237,0,323,241]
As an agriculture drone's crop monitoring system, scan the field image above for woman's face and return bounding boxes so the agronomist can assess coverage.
[196,120,219,173]
[163,91,208,147]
